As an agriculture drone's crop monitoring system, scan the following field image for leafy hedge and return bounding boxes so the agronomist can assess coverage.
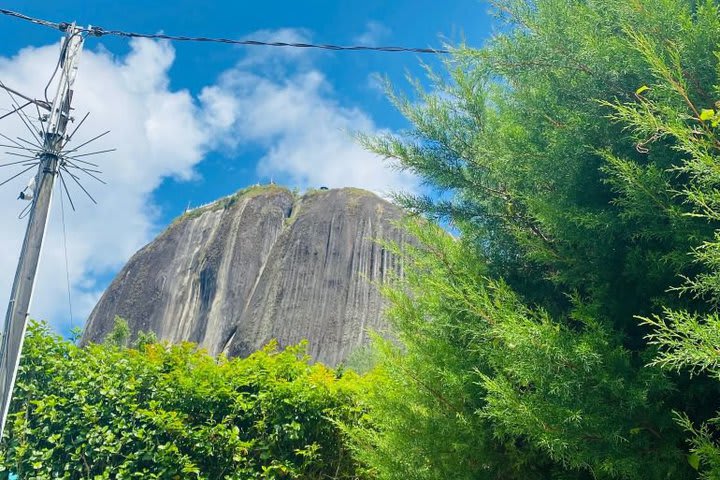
[0,322,369,479]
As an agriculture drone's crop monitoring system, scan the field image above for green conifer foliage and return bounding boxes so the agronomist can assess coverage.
[362,0,714,328]
[608,5,720,476]
[350,223,685,479]
[352,0,720,478]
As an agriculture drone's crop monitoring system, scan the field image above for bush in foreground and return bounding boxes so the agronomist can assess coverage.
[0,322,369,479]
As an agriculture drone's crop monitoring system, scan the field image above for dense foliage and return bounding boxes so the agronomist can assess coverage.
[351,0,720,478]
[7,0,720,478]
[612,13,720,477]
[351,224,685,479]
[0,322,368,479]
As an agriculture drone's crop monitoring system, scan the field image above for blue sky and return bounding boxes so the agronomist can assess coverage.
[0,1,494,333]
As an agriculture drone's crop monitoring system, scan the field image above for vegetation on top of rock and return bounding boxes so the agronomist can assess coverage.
[177,184,292,223]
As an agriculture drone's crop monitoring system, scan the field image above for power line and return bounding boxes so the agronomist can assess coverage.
[0,8,58,30]
[0,8,450,55]
[89,29,450,54]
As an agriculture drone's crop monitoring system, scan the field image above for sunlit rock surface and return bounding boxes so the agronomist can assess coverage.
[82,186,409,365]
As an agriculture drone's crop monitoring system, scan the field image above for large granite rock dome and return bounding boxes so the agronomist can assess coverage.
[81,185,409,365]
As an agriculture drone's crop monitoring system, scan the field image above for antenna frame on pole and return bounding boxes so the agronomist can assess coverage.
[0,23,85,437]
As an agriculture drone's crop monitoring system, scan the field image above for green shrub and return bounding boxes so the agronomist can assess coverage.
[0,322,369,479]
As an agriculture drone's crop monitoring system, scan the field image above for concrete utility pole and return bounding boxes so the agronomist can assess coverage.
[0,24,85,437]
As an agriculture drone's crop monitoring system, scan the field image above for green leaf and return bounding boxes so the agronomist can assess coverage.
[635,85,650,96]
[688,453,700,470]
[0,320,364,478]
[699,109,715,121]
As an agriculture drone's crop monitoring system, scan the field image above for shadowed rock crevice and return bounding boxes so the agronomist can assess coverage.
[82,185,410,365]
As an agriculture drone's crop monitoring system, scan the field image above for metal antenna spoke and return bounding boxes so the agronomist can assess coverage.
[0,164,36,188]
[13,104,42,146]
[64,130,109,154]
[18,109,43,145]
[74,168,105,184]
[0,145,40,155]
[58,172,76,211]
[0,101,31,123]
[15,136,42,150]
[4,151,37,160]
[71,148,116,159]
[0,144,26,150]
[0,133,32,151]
[63,159,102,174]
[61,156,98,168]
[34,104,46,138]
[63,111,89,146]
[64,163,102,174]
[64,162,105,184]
[0,80,50,111]
[0,158,38,168]
[61,166,97,204]
[2,87,43,145]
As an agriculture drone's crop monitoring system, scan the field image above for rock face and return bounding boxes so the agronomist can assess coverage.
[82,186,409,365]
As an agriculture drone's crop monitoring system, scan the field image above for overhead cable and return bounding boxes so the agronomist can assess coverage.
[0,8,59,30]
[0,8,450,55]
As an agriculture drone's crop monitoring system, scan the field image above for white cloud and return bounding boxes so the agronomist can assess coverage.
[238,28,316,69]
[199,31,418,194]
[0,39,215,334]
[0,30,417,334]
[353,21,391,46]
